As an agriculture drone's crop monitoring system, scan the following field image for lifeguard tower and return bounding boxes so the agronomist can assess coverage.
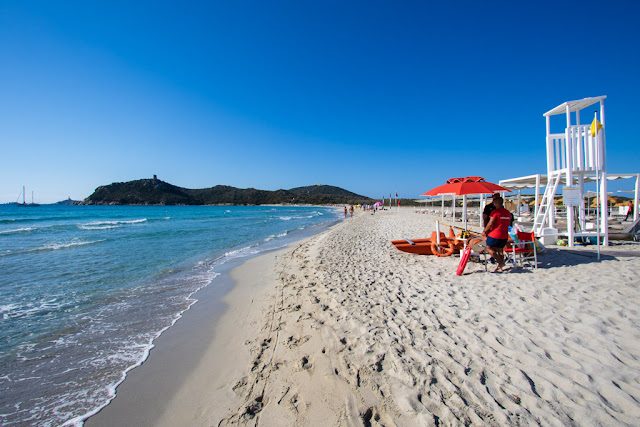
[500,96,640,248]
[535,96,609,246]
[499,96,612,247]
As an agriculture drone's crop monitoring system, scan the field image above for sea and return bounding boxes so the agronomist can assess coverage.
[0,204,341,426]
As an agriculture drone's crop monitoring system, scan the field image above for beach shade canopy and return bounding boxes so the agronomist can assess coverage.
[421,176,512,196]
[373,202,383,207]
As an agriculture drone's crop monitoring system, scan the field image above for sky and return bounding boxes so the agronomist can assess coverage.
[1,1,639,203]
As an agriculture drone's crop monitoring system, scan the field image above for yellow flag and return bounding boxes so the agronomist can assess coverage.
[590,117,603,137]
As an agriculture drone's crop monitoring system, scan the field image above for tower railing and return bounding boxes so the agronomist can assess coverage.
[547,125,603,175]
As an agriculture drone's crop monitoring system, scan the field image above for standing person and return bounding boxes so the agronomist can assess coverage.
[483,193,500,264]
[484,193,514,227]
[349,205,354,218]
[481,196,511,273]
[344,206,347,219]
[483,193,501,227]
[625,200,634,221]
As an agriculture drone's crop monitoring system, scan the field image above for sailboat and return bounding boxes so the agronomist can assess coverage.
[17,186,40,207]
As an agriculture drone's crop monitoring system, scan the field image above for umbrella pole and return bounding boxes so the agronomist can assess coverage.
[463,195,467,230]
[517,190,522,217]
[452,195,456,222]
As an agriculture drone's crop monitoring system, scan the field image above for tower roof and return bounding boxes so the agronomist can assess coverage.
[543,95,607,117]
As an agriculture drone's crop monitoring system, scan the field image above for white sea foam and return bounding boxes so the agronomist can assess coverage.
[280,213,324,221]
[51,335,79,348]
[3,298,68,320]
[42,240,106,251]
[0,238,107,257]
[79,218,147,230]
[79,224,119,230]
[223,245,261,258]
[1,303,21,320]
[0,227,34,234]
[264,232,288,242]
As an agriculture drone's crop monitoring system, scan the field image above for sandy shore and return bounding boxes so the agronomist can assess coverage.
[89,207,640,426]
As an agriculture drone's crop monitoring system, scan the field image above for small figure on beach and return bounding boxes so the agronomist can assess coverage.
[349,205,354,218]
[482,196,511,272]
[344,206,347,218]
[625,200,634,221]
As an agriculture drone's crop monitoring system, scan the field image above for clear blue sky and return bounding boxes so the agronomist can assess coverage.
[1,1,639,203]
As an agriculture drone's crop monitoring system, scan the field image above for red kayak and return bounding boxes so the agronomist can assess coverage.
[391,238,437,255]
[391,231,462,256]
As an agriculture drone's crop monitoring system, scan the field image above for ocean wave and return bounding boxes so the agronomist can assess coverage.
[0,239,106,257]
[79,224,120,230]
[279,214,322,220]
[42,240,107,251]
[264,232,288,242]
[222,245,261,259]
[79,218,147,230]
[219,231,293,260]
[0,227,35,235]
[0,215,79,225]
[2,298,67,320]
[1,303,22,320]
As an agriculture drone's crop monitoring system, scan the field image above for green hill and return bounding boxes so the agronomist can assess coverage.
[81,179,373,205]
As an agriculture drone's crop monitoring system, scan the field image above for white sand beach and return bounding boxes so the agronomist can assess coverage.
[90,207,640,426]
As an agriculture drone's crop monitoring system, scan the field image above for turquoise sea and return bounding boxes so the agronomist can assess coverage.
[0,204,340,425]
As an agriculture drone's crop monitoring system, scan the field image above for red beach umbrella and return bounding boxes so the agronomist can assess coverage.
[422,177,512,230]
[422,176,511,196]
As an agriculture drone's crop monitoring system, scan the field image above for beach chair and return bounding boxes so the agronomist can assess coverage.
[506,231,538,269]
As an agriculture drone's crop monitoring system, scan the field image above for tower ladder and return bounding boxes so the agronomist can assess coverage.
[533,172,562,235]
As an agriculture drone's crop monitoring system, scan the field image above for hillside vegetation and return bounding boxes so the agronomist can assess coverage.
[81,179,374,205]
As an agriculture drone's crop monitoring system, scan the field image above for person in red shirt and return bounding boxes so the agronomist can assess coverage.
[481,196,511,272]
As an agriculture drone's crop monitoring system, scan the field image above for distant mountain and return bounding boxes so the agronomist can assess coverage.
[55,198,81,205]
[80,179,373,206]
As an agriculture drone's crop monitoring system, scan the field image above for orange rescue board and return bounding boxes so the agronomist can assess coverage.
[391,239,436,255]
[391,232,462,256]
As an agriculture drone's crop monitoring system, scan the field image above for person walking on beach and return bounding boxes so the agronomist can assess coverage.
[349,205,354,218]
[625,200,634,221]
[482,196,511,272]
[344,206,347,218]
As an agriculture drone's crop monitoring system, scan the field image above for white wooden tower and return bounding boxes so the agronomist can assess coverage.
[534,96,609,247]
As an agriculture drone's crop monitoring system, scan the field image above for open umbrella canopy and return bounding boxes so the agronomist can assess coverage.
[373,202,383,207]
[422,177,512,196]
[590,195,626,208]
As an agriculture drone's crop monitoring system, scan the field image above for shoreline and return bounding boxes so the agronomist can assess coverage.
[85,216,341,426]
[88,208,640,425]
